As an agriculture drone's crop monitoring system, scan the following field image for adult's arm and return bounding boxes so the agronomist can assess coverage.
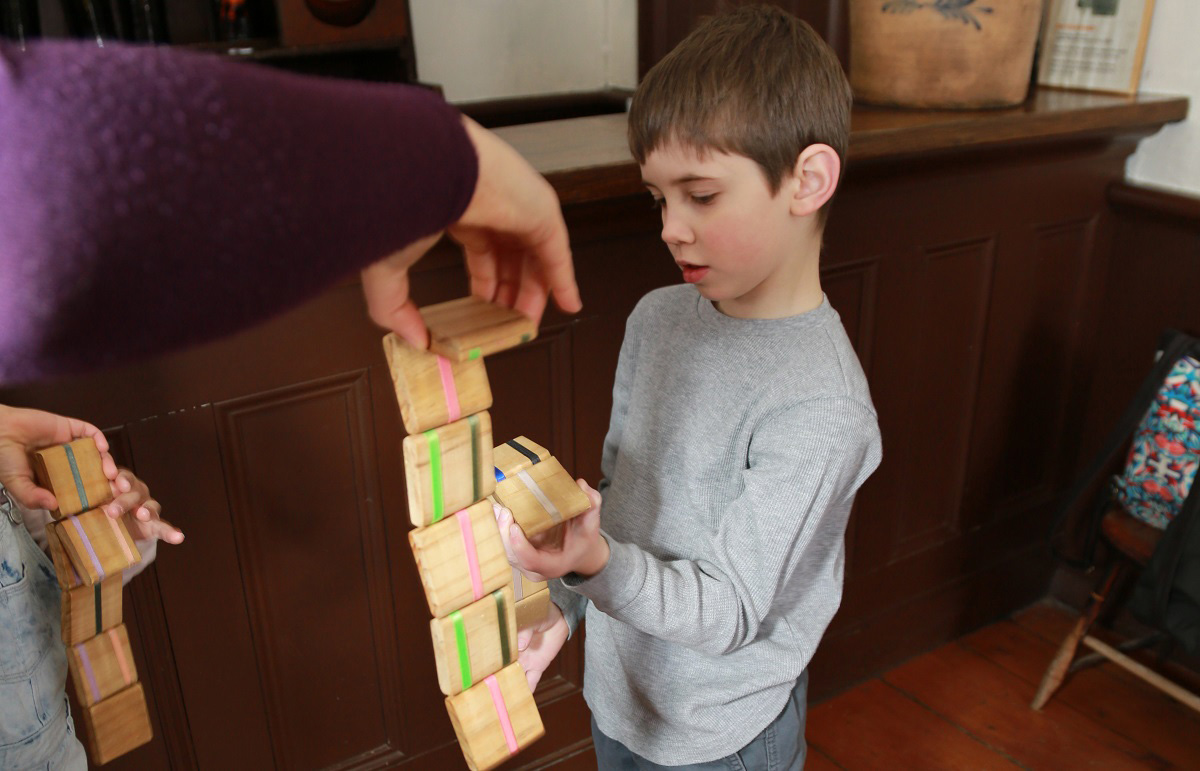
[0,40,480,382]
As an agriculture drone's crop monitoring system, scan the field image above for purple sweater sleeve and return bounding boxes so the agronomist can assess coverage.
[0,41,478,383]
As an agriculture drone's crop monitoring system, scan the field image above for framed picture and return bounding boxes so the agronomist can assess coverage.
[275,0,410,48]
[1037,0,1157,95]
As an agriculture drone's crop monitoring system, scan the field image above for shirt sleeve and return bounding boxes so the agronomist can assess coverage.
[0,40,477,383]
[564,397,882,657]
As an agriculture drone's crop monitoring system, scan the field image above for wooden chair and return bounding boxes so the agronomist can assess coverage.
[1034,329,1200,713]
[1033,503,1200,713]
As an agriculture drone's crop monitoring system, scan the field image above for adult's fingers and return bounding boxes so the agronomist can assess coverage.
[4,476,55,511]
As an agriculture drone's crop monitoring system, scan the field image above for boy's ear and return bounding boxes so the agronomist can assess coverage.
[788,144,841,218]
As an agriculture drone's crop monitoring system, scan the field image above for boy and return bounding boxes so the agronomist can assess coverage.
[500,5,881,769]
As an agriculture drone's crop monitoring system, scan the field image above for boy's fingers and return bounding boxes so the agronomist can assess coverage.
[575,478,601,509]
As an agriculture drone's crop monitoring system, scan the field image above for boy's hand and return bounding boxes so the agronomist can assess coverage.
[518,601,569,692]
[0,404,117,511]
[101,469,184,545]
[498,479,608,581]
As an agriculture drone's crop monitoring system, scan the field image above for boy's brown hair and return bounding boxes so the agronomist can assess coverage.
[628,4,851,207]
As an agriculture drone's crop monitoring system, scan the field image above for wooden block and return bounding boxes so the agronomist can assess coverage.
[511,567,546,604]
[62,575,123,645]
[516,588,552,632]
[46,523,83,590]
[492,436,550,481]
[404,412,496,527]
[67,623,138,707]
[81,682,153,765]
[382,333,493,435]
[432,585,519,696]
[31,438,111,519]
[422,296,538,362]
[409,499,511,618]
[492,457,591,538]
[445,661,545,771]
[54,509,141,585]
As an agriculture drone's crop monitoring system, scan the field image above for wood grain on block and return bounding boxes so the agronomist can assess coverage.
[515,589,552,632]
[55,509,141,585]
[62,575,123,645]
[409,499,511,618]
[67,623,138,707]
[81,682,153,765]
[422,296,538,362]
[445,661,545,771]
[511,568,546,603]
[382,333,493,434]
[404,412,496,527]
[492,436,550,481]
[492,457,590,537]
[31,438,112,519]
[431,585,518,696]
[47,524,83,590]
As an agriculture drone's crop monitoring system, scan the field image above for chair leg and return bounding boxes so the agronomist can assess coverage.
[1031,561,1124,710]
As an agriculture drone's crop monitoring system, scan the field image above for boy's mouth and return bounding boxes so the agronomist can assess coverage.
[677,261,709,284]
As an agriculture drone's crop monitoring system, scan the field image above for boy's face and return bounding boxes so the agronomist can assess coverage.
[640,141,807,319]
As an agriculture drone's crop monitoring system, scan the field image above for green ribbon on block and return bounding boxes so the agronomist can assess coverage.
[452,610,471,691]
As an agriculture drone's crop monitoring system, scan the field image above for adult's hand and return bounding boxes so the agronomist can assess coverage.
[0,404,117,511]
[362,117,581,350]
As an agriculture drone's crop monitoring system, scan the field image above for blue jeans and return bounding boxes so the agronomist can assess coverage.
[0,488,88,770]
[591,670,808,770]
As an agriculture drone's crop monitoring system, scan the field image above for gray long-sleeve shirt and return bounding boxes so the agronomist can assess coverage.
[552,285,881,764]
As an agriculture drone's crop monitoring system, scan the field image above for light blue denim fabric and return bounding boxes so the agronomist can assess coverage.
[591,670,808,770]
[0,487,87,770]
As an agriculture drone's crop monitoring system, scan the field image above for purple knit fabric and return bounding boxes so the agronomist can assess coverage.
[0,41,477,383]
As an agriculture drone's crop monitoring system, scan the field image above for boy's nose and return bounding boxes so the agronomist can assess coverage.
[660,211,693,245]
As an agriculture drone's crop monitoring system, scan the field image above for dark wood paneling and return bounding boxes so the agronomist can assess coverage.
[215,373,399,770]
[1051,182,1200,606]
[638,1,845,78]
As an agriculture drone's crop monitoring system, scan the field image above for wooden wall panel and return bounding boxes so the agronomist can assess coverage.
[638,0,845,77]
[859,238,993,566]
[214,372,400,770]
[127,406,276,770]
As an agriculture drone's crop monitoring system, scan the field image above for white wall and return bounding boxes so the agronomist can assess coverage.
[408,0,638,104]
[1125,0,1200,197]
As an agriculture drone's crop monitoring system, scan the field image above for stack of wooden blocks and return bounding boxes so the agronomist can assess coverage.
[32,438,153,765]
[384,296,591,771]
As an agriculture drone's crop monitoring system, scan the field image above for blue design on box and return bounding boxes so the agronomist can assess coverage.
[881,0,994,30]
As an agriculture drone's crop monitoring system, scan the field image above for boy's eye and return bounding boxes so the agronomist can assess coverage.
[649,196,665,210]
[691,193,717,205]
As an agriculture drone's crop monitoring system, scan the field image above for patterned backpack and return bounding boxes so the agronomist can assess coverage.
[1112,351,1200,530]
[1050,329,1200,567]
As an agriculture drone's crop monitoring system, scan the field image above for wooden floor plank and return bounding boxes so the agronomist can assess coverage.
[961,621,1200,769]
[808,679,1019,770]
[803,746,846,771]
[882,642,1170,769]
